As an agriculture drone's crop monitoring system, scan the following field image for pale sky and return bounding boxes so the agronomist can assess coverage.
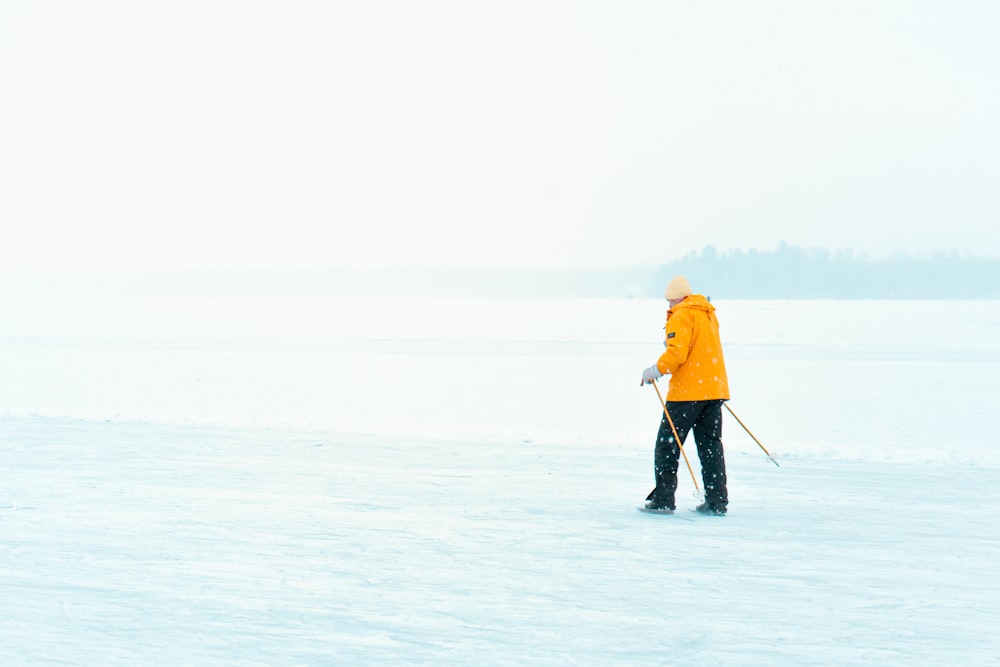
[1,1,998,273]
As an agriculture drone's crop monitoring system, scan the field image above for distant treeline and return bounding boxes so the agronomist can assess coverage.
[4,245,998,299]
[654,244,1000,299]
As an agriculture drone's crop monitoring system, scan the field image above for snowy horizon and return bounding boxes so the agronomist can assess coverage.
[4,247,1000,300]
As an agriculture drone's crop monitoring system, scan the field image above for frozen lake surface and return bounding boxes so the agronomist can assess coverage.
[1,297,998,664]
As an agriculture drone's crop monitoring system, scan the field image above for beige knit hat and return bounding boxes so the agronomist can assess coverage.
[665,275,693,300]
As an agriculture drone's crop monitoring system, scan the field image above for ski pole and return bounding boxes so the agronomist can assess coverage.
[651,379,702,497]
[723,402,779,467]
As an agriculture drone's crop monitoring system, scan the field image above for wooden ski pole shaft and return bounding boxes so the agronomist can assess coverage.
[723,402,779,467]
[651,379,701,495]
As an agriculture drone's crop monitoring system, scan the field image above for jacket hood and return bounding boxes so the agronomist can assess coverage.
[670,294,714,315]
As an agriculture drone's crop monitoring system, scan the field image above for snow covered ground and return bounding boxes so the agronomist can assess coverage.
[1,296,998,665]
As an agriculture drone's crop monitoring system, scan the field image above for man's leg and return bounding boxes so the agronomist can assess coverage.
[647,402,698,508]
[693,400,728,508]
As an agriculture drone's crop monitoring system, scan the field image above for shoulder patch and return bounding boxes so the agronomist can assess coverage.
[667,332,676,339]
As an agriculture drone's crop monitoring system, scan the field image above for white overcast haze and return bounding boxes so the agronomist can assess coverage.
[1,1,998,274]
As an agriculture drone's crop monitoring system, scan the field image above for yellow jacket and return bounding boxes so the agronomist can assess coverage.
[655,294,730,401]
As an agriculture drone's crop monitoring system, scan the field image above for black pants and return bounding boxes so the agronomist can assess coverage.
[647,399,728,508]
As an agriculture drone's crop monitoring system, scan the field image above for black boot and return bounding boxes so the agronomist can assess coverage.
[645,487,675,512]
[695,501,727,515]
[644,499,675,512]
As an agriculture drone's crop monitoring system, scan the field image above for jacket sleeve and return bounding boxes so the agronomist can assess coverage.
[655,311,693,374]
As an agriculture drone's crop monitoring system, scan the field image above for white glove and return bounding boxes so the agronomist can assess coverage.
[641,365,663,385]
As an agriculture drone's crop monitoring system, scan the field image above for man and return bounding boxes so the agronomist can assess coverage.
[640,275,730,515]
